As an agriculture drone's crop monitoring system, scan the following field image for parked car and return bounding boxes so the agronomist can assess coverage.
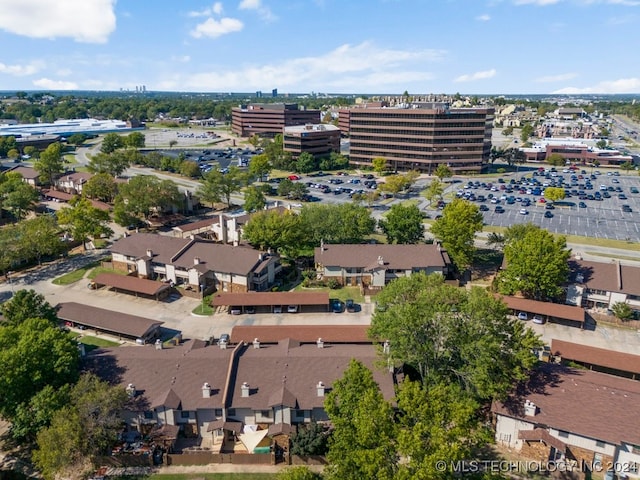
[229,306,241,315]
[544,211,554,218]
[273,305,283,314]
[218,333,230,345]
[245,306,256,314]
[331,300,344,313]
[287,305,299,313]
[345,299,356,313]
[532,315,545,324]
[517,312,528,321]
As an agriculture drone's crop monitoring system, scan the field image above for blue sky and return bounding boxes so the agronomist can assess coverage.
[0,0,639,94]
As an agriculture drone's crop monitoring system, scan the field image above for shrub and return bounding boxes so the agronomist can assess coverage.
[327,278,341,289]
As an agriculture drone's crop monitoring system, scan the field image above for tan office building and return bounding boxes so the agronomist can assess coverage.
[283,124,341,159]
[339,102,494,173]
[231,103,321,138]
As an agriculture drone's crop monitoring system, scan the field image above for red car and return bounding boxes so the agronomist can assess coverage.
[288,175,300,181]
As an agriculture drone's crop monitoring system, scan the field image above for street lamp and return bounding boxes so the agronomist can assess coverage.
[200,283,206,312]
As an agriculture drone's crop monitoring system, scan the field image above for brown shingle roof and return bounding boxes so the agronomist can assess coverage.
[570,259,640,297]
[42,189,74,201]
[551,339,640,376]
[314,244,449,270]
[231,325,371,344]
[212,291,329,307]
[110,233,192,265]
[230,341,395,411]
[85,340,234,410]
[171,241,269,275]
[173,217,219,233]
[10,165,39,179]
[56,302,163,339]
[492,364,640,446]
[497,295,585,323]
[93,272,171,297]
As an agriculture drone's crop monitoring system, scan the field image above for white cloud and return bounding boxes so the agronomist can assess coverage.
[190,17,244,38]
[158,42,446,92]
[535,72,578,82]
[0,60,44,76]
[454,69,496,83]
[238,0,276,21]
[32,78,79,90]
[553,77,640,94]
[476,14,491,20]
[0,0,116,43]
[171,55,191,63]
[188,2,224,17]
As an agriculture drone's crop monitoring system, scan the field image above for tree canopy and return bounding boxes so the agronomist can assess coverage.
[100,132,125,154]
[34,142,65,185]
[1,289,58,326]
[370,273,540,400]
[242,209,307,257]
[378,203,424,244]
[197,166,245,208]
[113,175,182,225]
[300,203,376,245]
[56,197,113,249]
[429,198,483,270]
[82,172,118,203]
[496,224,571,301]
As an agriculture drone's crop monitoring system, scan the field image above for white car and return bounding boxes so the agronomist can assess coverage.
[517,312,528,321]
[532,315,545,324]
[519,209,529,215]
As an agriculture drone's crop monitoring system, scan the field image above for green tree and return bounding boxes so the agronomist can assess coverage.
[179,160,201,178]
[620,160,634,171]
[395,380,490,480]
[546,152,565,167]
[100,132,125,154]
[497,225,571,301]
[82,172,118,203]
[124,131,145,148]
[372,157,387,175]
[596,139,608,149]
[544,186,565,202]
[277,178,309,200]
[34,142,65,185]
[87,151,131,177]
[378,171,419,197]
[276,466,322,480]
[113,175,182,224]
[486,232,506,250]
[1,289,58,326]
[56,197,112,250]
[378,203,424,244]
[168,139,178,148]
[520,123,534,143]
[430,198,483,271]
[300,203,376,245]
[502,126,514,136]
[611,301,634,321]
[197,166,245,209]
[243,185,267,212]
[33,374,128,480]
[422,178,445,206]
[324,359,397,480]
[0,172,39,219]
[7,148,19,160]
[0,224,21,275]
[67,133,87,146]
[23,145,37,158]
[290,422,329,456]
[0,317,80,422]
[18,215,63,265]
[434,164,453,180]
[11,384,71,442]
[295,152,317,174]
[242,209,307,257]
[370,273,540,400]
[248,153,272,181]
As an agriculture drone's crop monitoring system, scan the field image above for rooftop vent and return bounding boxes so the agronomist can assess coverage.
[253,338,260,349]
[317,381,326,397]
[241,382,250,398]
[524,399,538,417]
[316,337,324,349]
[125,383,136,398]
[202,382,211,398]
[155,339,163,350]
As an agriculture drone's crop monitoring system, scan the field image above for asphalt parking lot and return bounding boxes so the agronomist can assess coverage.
[423,168,640,242]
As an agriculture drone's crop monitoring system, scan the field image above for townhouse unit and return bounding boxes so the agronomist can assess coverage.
[313,243,451,288]
[54,171,93,195]
[566,259,640,317]
[110,232,281,293]
[86,335,395,452]
[492,364,640,478]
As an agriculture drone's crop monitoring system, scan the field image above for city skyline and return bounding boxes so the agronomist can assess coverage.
[0,0,639,95]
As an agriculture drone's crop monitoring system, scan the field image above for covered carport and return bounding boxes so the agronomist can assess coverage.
[212,291,330,313]
[497,295,586,328]
[91,272,172,301]
[56,302,163,343]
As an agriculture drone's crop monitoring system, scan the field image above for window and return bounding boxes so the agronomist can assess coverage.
[595,440,605,448]
[558,430,569,438]
[260,410,271,418]
[181,410,190,419]
[228,408,236,417]
[143,411,154,420]
[215,409,223,417]
[294,409,305,418]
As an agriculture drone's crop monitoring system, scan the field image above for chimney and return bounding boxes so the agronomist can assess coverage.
[616,261,622,290]
[194,257,200,265]
[316,381,325,397]
[316,337,324,349]
[524,400,538,417]
[126,383,136,398]
[378,255,384,265]
[146,249,153,258]
[253,338,260,349]
[202,382,211,398]
[155,339,163,350]
[241,382,250,398]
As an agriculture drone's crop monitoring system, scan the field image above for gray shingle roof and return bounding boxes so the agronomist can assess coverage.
[314,244,449,270]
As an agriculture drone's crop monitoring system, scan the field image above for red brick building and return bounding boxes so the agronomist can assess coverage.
[283,123,340,159]
[231,103,320,138]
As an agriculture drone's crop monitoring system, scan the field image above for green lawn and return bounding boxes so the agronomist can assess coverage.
[192,295,214,315]
[87,266,127,280]
[79,335,120,348]
[52,261,101,285]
